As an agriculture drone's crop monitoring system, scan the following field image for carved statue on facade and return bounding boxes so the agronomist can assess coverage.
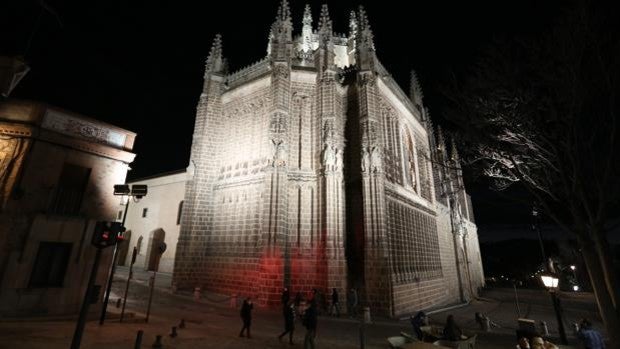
[361,147,370,173]
[322,144,336,171]
[370,146,382,173]
[335,148,343,172]
[271,138,287,167]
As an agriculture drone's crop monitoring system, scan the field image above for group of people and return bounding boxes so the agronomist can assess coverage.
[410,312,467,342]
[238,287,360,348]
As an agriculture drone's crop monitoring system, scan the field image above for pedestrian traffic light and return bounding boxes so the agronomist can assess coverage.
[92,221,125,248]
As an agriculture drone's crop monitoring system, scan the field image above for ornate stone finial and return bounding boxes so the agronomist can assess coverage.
[410,70,424,106]
[276,0,292,24]
[450,137,460,162]
[205,34,225,74]
[303,4,312,26]
[436,125,446,153]
[318,4,332,36]
[301,4,313,52]
[356,6,374,51]
[349,10,358,38]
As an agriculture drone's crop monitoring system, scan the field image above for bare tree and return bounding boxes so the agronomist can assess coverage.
[440,0,620,344]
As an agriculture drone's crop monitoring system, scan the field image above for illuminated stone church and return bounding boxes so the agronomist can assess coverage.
[172,1,484,316]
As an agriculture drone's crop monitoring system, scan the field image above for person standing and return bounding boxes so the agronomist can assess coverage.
[278,300,296,345]
[330,288,340,317]
[239,297,253,338]
[348,288,358,318]
[303,299,318,349]
[410,311,427,340]
[577,319,606,349]
[442,315,463,341]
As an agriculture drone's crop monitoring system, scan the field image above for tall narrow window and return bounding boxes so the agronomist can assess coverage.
[49,163,91,215]
[29,242,72,288]
[176,200,184,225]
[404,132,417,191]
[142,208,148,218]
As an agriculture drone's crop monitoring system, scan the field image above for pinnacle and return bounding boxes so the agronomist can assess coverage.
[277,0,292,22]
[303,4,312,26]
[318,4,332,33]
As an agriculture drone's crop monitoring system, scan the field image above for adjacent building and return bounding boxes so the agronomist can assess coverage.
[0,100,135,316]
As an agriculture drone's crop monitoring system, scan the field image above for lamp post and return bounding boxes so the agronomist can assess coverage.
[540,274,568,344]
[99,184,147,325]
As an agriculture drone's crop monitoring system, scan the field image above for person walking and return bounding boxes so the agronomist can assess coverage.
[239,297,253,338]
[278,300,296,345]
[577,319,606,349]
[303,299,318,349]
[281,287,290,308]
[330,288,340,317]
[410,311,427,340]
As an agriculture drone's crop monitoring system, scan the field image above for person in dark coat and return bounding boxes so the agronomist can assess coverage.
[303,299,318,349]
[278,300,296,345]
[239,297,253,338]
[330,288,340,317]
[281,287,290,307]
[443,314,463,341]
[410,311,427,340]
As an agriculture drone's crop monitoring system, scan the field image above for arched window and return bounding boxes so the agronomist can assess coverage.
[136,236,143,255]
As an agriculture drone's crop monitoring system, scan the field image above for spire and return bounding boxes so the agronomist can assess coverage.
[270,0,293,61]
[410,70,424,106]
[356,6,374,50]
[318,4,332,36]
[205,34,225,74]
[276,0,292,24]
[436,125,446,154]
[348,10,358,39]
[301,4,313,52]
[302,4,312,27]
[450,137,460,162]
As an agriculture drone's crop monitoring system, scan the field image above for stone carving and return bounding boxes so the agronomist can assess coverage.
[323,120,334,141]
[322,144,335,171]
[335,148,343,172]
[271,139,287,167]
[370,146,382,173]
[361,147,370,173]
[223,97,268,118]
[42,110,126,148]
[272,64,290,79]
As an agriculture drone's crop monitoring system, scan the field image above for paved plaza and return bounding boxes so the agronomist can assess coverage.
[0,267,602,348]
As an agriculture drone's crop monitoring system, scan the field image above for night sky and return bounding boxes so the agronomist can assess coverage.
[2,0,574,241]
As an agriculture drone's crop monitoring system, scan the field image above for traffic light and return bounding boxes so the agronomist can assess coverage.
[92,221,126,248]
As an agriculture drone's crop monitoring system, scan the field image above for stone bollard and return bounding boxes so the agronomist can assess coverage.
[193,287,201,302]
[230,294,238,308]
[134,330,143,349]
[179,319,186,329]
[116,298,122,308]
[540,321,549,336]
[171,282,177,294]
[363,306,371,324]
[170,326,178,338]
[152,335,163,348]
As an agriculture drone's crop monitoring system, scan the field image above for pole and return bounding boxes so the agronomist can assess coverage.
[100,198,130,325]
[71,248,102,349]
[532,207,548,271]
[513,282,521,318]
[550,291,568,344]
[145,271,156,323]
[120,247,137,322]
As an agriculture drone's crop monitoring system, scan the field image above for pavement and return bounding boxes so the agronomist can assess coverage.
[0,266,604,349]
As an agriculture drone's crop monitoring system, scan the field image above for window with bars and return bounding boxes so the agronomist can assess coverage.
[48,163,91,215]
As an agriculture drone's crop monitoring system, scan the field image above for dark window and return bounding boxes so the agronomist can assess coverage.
[142,208,148,218]
[29,242,72,288]
[176,201,184,225]
[117,210,123,220]
[49,163,91,215]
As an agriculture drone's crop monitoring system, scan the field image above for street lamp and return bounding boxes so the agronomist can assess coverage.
[540,273,568,344]
[100,184,147,325]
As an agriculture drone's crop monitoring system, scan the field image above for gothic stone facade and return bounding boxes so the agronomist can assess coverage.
[173,2,484,317]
